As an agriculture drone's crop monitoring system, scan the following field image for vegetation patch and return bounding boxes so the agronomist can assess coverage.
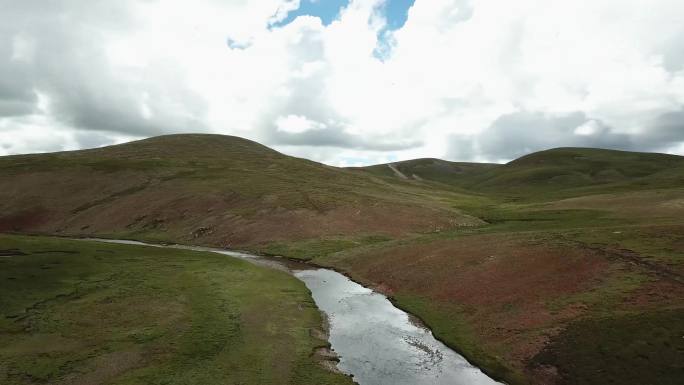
[531,309,684,385]
[393,294,527,385]
[260,235,392,261]
[0,234,352,385]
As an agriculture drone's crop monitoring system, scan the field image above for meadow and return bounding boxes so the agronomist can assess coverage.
[0,234,352,385]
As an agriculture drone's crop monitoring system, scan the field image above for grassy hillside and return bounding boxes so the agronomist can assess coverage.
[464,148,684,198]
[355,148,684,199]
[0,234,353,385]
[351,158,498,186]
[2,137,683,385]
[0,134,479,247]
[325,148,684,384]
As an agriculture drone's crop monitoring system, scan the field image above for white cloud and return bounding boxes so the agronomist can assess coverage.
[0,114,136,156]
[276,114,326,133]
[10,35,35,63]
[1,0,684,164]
[574,120,600,136]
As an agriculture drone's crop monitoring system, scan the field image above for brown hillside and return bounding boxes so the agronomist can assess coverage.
[0,134,480,247]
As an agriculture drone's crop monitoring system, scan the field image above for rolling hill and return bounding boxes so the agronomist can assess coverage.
[0,134,480,248]
[351,158,498,186]
[463,147,684,196]
[354,147,684,198]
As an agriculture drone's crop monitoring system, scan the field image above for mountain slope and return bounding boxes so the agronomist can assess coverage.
[356,148,684,198]
[465,147,684,195]
[0,134,479,247]
[351,158,498,186]
[321,148,684,385]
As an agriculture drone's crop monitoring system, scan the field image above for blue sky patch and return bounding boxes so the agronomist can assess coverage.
[374,0,415,59]
[273,0,415,31]
[273,0,350,27]
[272,0,416,59]
[382,0,415,31]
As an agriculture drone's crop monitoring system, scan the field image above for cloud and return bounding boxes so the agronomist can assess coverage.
[447,111,631,162]
[649,109,684,141]
[1,0,684,164]
[448,109,684,162]
[0,113,137,156]
[0,0,211,140]
[276,114,326,134]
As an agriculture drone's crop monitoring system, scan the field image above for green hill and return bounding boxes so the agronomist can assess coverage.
[466,147,684,196]
[356,148,684,199]
[0,134,478,248]
[351,158,498,186]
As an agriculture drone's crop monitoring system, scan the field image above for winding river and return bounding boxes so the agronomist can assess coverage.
[87,239,503,385]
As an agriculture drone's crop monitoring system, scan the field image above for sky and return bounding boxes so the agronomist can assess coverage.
[1,0,684,166]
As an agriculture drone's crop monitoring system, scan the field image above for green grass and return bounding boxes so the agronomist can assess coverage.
[352,158,498,186]
[546,270,651,314]
[462,207,622,233]
[0,134,477,246]
[468,147,684,196]
[0,234,352,385]
[564,225,684,267]
[392,294,527,385]
[356,147,684,200]
[259,235,392,261]
[532,309,684,385]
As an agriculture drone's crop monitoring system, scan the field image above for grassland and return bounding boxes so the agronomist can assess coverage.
[298,210,683,384]
[270,148,684,384]
[0,134,478,249]
[1,136,683,385]
[0,234,353,385]
[249,141,682,385]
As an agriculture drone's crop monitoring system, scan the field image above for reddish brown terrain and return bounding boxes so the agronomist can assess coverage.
[316,231,684,384]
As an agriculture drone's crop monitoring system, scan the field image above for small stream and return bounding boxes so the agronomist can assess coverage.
[87,239,503,385]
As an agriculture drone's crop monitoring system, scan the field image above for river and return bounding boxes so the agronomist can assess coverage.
[86,239,503,385]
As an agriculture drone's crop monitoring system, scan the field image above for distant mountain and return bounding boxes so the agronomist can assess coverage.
[354,148,684,197]
[349,158,498,186]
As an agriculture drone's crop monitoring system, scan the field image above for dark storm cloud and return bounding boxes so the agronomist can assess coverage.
[0,0,208,135]
[448,110,684,162]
